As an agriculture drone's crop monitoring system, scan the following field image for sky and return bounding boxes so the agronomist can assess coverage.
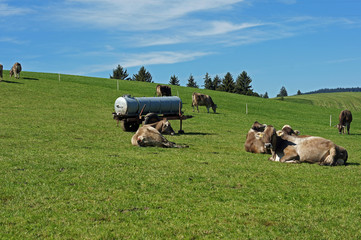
[1,0,361,97]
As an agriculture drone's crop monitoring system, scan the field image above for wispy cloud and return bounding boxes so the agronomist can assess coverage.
[191,21,263,37]
[0,1,33,16]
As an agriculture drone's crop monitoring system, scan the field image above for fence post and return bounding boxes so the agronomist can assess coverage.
[246,103,248,115]
[117,80,119,91]
[330,115,332,127]
[58,73,60,82]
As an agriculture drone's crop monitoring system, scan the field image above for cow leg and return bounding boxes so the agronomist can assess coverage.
[279,147,299,163]
[320,148,336,166]
[347,123,350,135]
[196,105,199,113]
[206,107,210,113]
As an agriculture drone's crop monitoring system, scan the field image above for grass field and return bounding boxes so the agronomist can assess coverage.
[1,71,361,239]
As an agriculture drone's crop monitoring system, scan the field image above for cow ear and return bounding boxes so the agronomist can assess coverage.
[294,130,300,135]
[276,130,283,137]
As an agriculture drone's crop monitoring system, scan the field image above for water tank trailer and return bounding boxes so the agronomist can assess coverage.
[113,95,193,133]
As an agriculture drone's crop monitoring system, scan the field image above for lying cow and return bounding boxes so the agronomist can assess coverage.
[10,62,22,79]
[192,92,217,113]
[0,64,3,81]
[131,125,188,148]
[337,110,352,135]
[156,84,172,96]
[270,126,348,166]
[145,119,175,135]
[244,121,277,155]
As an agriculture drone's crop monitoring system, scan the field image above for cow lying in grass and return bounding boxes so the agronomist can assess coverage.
[269,125,348,166]
[244,121,277,155]
[132,125,188,148]
[145,119,175,135]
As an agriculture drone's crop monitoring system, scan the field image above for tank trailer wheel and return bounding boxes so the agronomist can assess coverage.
[121,121,140,132]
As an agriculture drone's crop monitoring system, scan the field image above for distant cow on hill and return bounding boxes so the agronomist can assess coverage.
[10,62,22,79]
[244,121,277,155]
[131,125,188,148]
[192,92,217,113]
[0,64,3,81]
[156,85,172,96]
[145,119,175,135]
[270,125,348,166]
[337,110,352,135]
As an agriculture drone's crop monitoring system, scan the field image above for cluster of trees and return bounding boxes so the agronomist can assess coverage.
[111,65,302,98]
[110,65,153,82]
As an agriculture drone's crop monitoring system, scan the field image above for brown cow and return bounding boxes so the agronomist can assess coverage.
[270,126,348,165]
[156,84,172,96]
[131,125,188,148]
[192,92,217,113]
[337,110,352,134]
[10,62,22,79]
[0,64,3,81]
[245,121,277,155]
[145,118,175,135]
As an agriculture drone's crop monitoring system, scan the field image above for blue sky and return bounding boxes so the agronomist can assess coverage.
[1,0,360,97]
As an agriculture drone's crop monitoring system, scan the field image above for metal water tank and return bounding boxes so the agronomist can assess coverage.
[114,96,182,116]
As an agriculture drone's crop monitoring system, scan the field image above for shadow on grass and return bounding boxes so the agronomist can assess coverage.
[23,77,39,80]
[346,162,360,166]
[177,132,216,136]
[1,80,23,84]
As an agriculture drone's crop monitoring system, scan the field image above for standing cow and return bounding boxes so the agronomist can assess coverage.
[10,62,22,79]
[192,92,217,113]
[337,110,352,134]
[156,85,172,96]
[0,64,3,81]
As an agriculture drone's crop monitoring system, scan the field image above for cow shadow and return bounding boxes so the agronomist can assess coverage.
[176,132,216,136]
[23,77,39,81]
[1,80,23,84]
[346,163,360,166]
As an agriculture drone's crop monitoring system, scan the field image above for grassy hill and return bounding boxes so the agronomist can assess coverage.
[1,71,361,239]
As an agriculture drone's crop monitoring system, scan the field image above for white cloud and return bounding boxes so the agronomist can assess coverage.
[0,2,33,16]
[191,21,264,37]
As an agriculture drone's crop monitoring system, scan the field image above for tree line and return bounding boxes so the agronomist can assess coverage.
[111,65,306,98]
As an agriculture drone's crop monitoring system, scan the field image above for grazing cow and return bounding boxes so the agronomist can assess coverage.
[270,126,348,165]
[245,121,277,155]
[131,125,188,148]
[145,118,175,135]
[10,62,22,79]
[156,85,172,96]
[0,64,3,81]
[192,92,217,113]
[337,110,352,135]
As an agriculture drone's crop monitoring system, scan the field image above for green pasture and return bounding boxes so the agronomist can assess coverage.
[1,71,361,239]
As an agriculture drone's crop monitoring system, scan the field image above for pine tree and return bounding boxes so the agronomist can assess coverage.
[186,74,199,88]
[169,75,180,86]
[297,90,302,95]
[277,86,288,97]
[235,71,253,95]
[221,72,235,93]
[203,73,213,90]
[132,66,152,82]
[263,92,269,98]
[213,75,222,91]
[110,65,130,80]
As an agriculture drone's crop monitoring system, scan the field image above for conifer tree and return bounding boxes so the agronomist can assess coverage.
[203,73,213,90]
[169,75,180,86]
[277,86,288,97]
[186,74,199,88]
[221,72,235,93]
[110,65,130,80]
[235,71,253,95]
[132,66,153,82]
[213,75,222,91]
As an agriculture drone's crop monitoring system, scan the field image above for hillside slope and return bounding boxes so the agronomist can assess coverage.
[1,71,361,239]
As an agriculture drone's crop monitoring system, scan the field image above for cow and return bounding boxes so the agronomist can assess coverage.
[192,92,217,113]
[337,110,352,135]
[0,64,3,81]
[270,126,348,166]
[10,62,22,79]
[244,121,277,155]
[131,125,188,148]
[145,118,175,135]
[156,85,172,96]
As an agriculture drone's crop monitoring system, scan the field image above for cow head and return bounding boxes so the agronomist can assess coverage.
[336,124,345,134]
[334,145,348,165]
[281,125,300,136]
[9,69,14,77]
[245,123,277,154]
[160,119,175,135]
[212,104,217,113]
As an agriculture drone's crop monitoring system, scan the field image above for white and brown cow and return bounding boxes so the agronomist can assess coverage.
[145,118,175,135]
[10,62,22,79]
[245,121,277,155]
[156,85,172,96]
[0,64,3,81]
[192,92,217,113]
[337,110,352,135]
[270,126,348,166]
[131,125,188,148]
